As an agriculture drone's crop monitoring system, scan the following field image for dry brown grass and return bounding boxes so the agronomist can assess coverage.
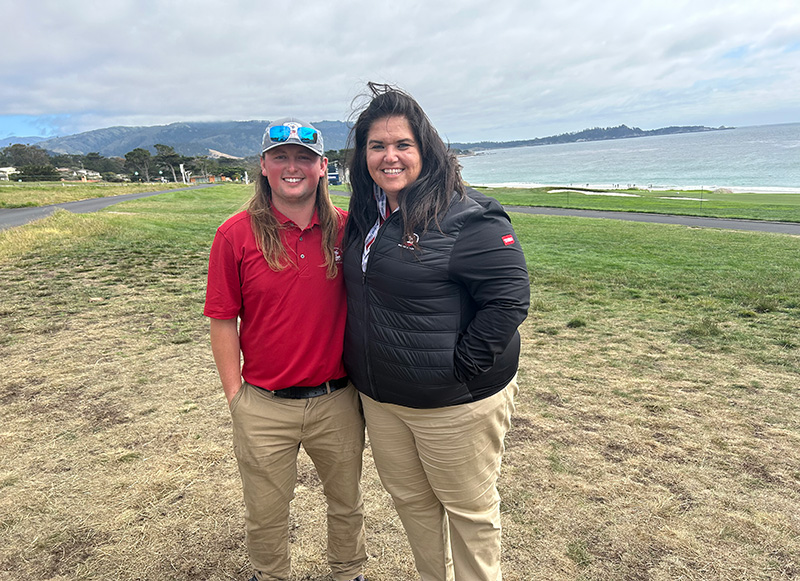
[502,321,799,580]
[0,182,188,208]
[1,199,798,580]
[0,312,415,580]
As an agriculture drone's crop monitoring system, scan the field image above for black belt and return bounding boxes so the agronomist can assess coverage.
[271,377,349,399]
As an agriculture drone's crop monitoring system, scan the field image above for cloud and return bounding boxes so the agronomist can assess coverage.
[2,0,799,140]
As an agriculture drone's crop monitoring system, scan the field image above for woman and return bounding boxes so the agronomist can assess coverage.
[342,83,530,581]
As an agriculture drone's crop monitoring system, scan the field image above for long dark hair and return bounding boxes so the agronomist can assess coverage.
[344,82,465,246]
[247,163,344,279]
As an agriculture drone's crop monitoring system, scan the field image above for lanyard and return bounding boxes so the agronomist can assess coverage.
[361,185,393,272]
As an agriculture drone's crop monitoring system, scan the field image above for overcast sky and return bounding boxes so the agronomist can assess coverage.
[2,0,799,143]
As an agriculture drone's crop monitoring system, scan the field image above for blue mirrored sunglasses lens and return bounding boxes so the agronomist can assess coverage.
[268,126,291,142]
[297,127,318,144]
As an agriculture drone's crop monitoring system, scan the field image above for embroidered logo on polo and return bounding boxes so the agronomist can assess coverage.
[502,234,516,246]
[334,246,343,264]
[398,233,419,250]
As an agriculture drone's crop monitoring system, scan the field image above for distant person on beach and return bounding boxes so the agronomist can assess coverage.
[204,119,366,581]
[342,83,530,580]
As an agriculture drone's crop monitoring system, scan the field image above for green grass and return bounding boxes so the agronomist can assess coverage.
[0,185,352,345]
[0,181,190,208]
[512,213,800,368]
[8,182,800,222]
[477,185,800,222]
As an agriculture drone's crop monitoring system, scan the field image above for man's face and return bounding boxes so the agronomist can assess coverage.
[260,144,327,207]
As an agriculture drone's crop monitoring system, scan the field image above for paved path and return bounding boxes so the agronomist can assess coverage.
[2,185,799,236]
[0,184,218,231]
[505,205,800,235]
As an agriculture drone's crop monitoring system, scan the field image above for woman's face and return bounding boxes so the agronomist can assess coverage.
[365,116,422,201]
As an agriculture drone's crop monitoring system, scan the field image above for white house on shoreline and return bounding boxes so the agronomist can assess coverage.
[0,167,19,180]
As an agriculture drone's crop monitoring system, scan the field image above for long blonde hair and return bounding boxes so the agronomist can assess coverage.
[247,168,343,279]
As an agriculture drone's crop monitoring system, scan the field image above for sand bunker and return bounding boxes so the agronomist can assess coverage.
[548,189,641,197]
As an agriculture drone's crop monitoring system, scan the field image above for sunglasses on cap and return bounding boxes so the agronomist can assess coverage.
[267,124,320,145]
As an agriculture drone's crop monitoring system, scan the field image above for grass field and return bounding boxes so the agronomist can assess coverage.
[0,182,189,208]
[5,181,800,223]
[1,184,798,580]
[474,185,800,223]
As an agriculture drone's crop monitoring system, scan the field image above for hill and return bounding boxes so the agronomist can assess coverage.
[16,122,729,158]
[0,136,47,148]
[34,120,353,158]
[450,124,731,151]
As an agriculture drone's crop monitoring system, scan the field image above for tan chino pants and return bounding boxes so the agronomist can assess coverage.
[361,377,518,581]
[230,382,366,581]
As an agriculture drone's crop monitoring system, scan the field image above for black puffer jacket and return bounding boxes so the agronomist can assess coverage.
[343,188,530,408]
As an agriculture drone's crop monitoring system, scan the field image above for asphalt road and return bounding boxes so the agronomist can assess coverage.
[0,184,218,231]
[2,185,799,236]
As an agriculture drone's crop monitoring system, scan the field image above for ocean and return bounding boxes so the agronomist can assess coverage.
[458,122,800,193]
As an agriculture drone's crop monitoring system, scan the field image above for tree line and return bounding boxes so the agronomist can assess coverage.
[451,124,727,151]
[0,143,253,183]
[1,143,351,183]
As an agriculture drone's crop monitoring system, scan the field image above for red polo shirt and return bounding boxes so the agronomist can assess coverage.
[204,207,347,390]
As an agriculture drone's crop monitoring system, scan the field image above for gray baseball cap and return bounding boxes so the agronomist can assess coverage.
[261,118,324,157]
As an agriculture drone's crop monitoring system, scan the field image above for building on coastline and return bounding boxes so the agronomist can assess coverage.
[56,168,103,181]
[0,167,19,180]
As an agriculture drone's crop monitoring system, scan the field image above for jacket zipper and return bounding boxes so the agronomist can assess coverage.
[362,212,398,401]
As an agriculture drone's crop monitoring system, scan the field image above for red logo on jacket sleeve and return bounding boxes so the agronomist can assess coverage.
[502,234,515,246]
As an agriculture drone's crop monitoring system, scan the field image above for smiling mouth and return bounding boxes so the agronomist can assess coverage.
[382,169,403,175]
[283,177,303,183]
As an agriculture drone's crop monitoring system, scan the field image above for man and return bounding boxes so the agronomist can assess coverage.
[204,118,366,581]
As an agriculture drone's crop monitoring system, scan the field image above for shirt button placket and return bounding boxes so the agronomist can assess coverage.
[298,231,308,275]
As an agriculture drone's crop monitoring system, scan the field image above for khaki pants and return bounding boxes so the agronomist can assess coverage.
[361,377,518,581]
[230,382,366,581]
